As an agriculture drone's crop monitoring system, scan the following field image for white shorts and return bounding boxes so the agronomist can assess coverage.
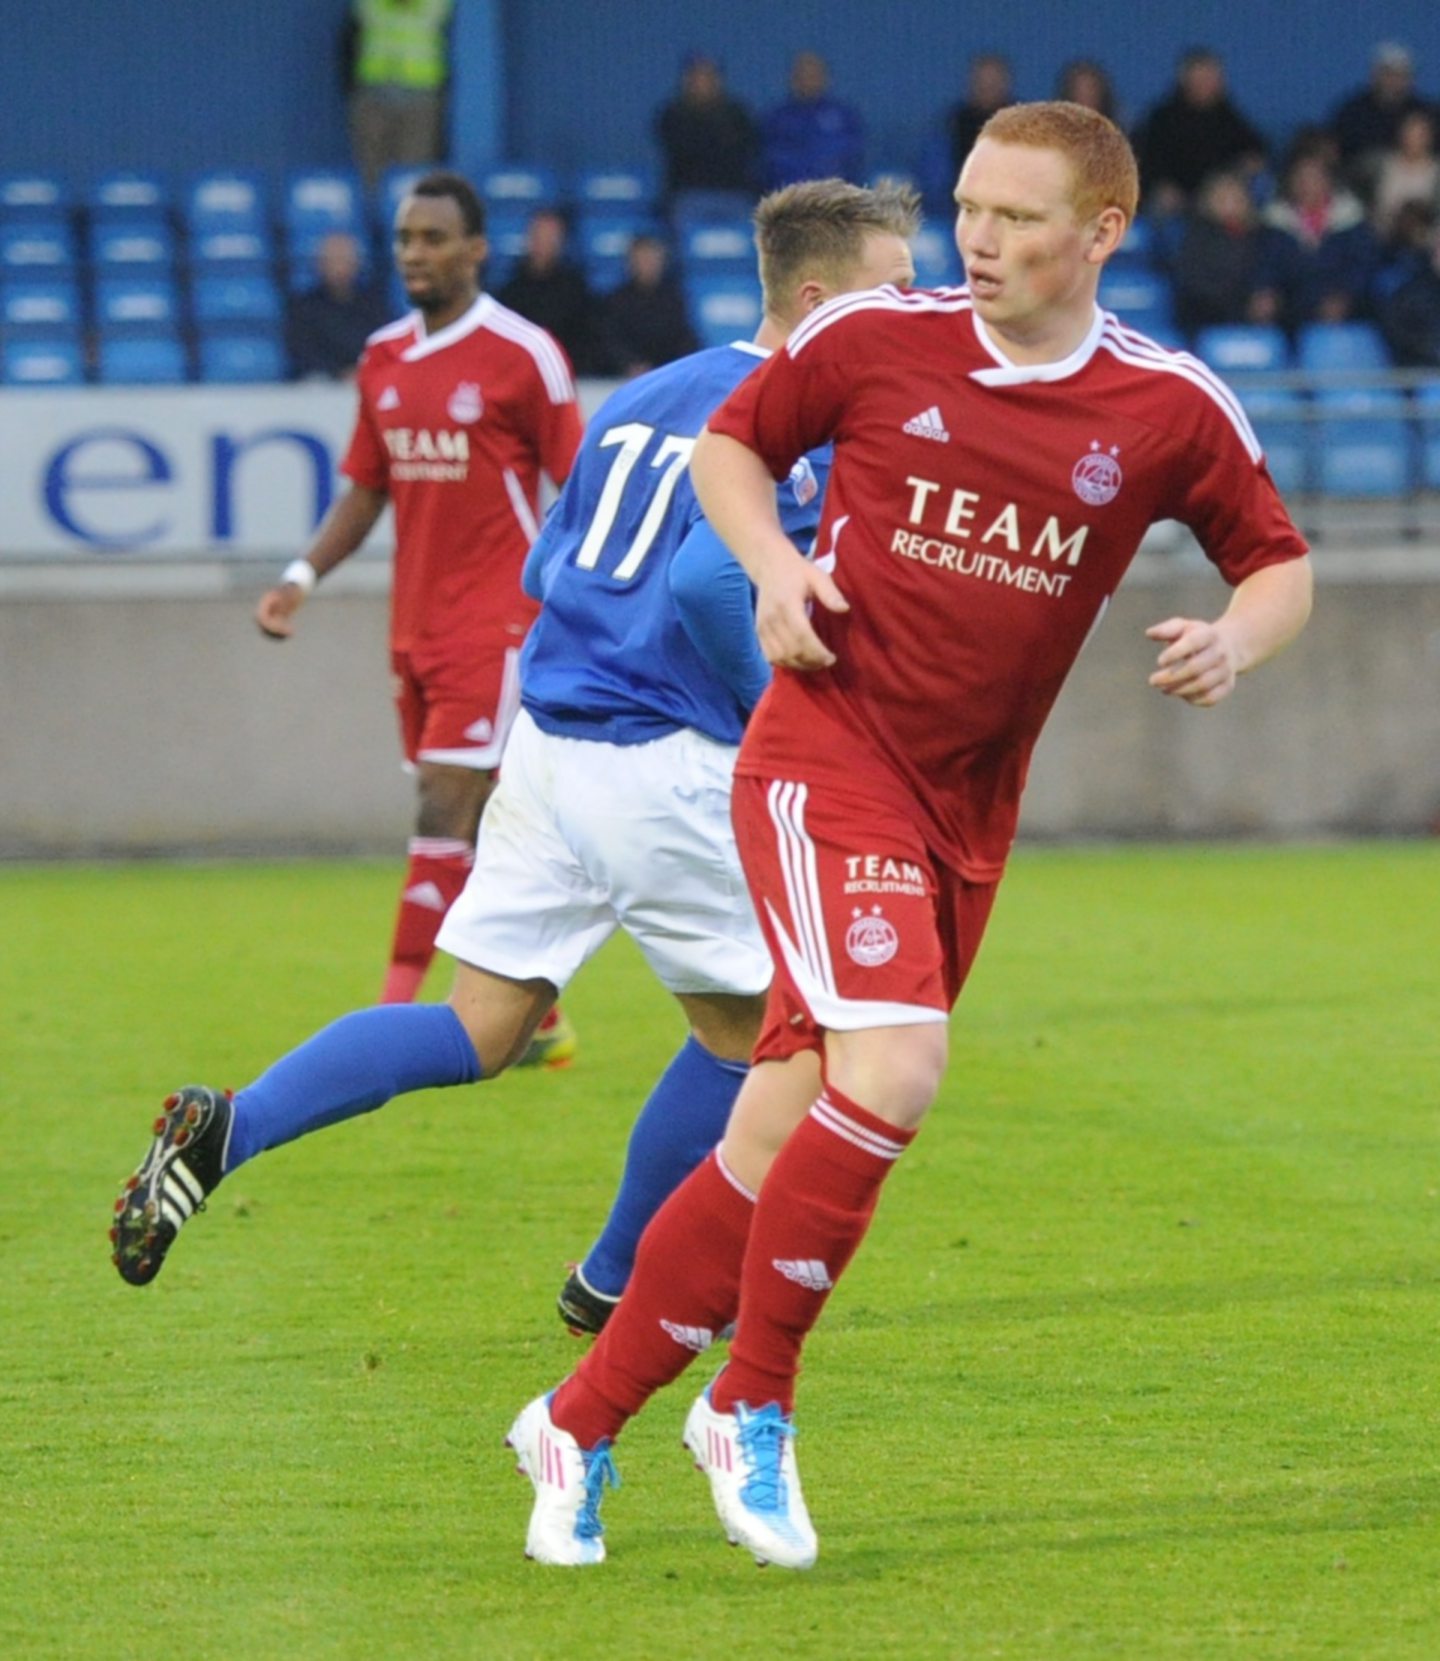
[435,708,771,997]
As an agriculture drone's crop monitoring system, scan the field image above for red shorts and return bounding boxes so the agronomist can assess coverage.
[732,774,998,1065]
[390,638,522,770]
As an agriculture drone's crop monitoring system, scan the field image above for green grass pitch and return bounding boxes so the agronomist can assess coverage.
[2,845,1436,1660]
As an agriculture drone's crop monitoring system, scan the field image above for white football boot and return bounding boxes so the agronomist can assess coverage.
[506,1394,619,1566]
[682,1383,818,1569]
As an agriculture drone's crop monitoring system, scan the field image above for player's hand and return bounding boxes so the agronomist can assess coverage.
[1145,616,1239,707]
[255,583,307,640]
[755,558,849,671]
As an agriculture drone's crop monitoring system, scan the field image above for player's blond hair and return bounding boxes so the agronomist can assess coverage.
[754,177,921,317]
[979,101,1139,223]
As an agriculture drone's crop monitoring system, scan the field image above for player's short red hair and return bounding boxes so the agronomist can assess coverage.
[979,101,1139,223]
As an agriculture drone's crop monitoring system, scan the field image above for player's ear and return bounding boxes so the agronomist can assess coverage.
[471,233,489,267]
[796,277,829,315]
[1087,207,1127,267]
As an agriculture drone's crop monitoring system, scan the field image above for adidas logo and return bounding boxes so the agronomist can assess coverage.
[902,405,950,442]
[402,880,447,912]
[377,386,400,410]
[772,1258,833,1292]
[660,1319,714,1351]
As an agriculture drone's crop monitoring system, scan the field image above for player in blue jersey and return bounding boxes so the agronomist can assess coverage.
[109,180,918,1324]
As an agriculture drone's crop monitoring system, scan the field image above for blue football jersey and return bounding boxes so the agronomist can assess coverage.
[520,342,830,746]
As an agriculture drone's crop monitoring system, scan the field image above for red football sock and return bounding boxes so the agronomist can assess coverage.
[380,837,473,1004]
[713,1084,915,1417]
[552,1151,755,1448]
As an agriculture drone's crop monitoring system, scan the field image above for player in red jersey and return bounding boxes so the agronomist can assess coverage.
[509,103,1313,1568]
[255,172,583,1029]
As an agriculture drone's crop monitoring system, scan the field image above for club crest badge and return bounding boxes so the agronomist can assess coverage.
[448,381,483,423]
[846,905,899,968]
[1072,441,1122,506]
[787,455,819,507]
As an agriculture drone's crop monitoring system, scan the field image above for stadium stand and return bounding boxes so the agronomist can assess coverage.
[0,172,72,217]
[685,274,763,349]
[1,278,82,333]
[96,332,188,385]
[88,171,170,219]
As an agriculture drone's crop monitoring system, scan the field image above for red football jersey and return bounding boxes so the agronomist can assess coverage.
[711,286,1309,881]
[343,294,582,653]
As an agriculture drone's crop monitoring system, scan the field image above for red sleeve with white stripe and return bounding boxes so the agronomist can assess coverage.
[341,354,389,491]
[707,317,852,481]
[1171,402,1309,586]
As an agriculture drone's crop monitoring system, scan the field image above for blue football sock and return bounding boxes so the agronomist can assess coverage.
[580,1034,748,1298]
[225,1003,481,1171]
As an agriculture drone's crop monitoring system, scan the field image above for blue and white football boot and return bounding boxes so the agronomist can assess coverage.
[507,1394,619,1566]
[682,1381,818,1569]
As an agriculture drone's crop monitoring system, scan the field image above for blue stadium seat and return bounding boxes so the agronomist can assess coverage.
[483,209,532,287]
[1,279,82,333]
[1312,390,1412,495]
[669,189,755,231]
[0,172,71,218]
[681,220,753,278]
[1097,268,1175,332]
[685,276,763,349]
[185,171,268,236]
[911,220,960,286]
[1,334,85,385]
[192,271,282,327]
[198,330,287,383]
[0,220,76,273]
[89,171,170,219]
[284,169,366,241]
[1240,388,1308,496]
[189,227,275,274]
[574,166,656,213]
[1194,324,1291,374]
[480,163,561,209]
[97,332,188,385]
[91,219,177,271]
[1417,385,1440,490]
[1295,321,1390,375]
[95,274,181,332]
[375,164,430,228]
[577,215,654,293]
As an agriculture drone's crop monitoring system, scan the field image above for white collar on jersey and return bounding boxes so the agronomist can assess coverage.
[729,340,770,357]
[967,304,1104,387]
[400,293,494,362]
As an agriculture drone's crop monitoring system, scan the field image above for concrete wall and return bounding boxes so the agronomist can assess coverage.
[2,561,1436,857]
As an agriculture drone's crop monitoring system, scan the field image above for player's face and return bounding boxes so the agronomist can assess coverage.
[955,139,1117,357]
[393,194,487,314]
[830,231,915,299]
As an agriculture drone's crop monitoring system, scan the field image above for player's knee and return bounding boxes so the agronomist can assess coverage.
[826,1023,948,1130]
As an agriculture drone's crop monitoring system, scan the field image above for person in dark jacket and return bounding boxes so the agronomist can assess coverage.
[598,235,699,378]
[285,231,388,380]
[496,208,599,373]
[1135,47,1267,216]
[1170,170,1289,335]
[654,53,759,204]
[1374,202,1440,365]
[1330,41,1433,192]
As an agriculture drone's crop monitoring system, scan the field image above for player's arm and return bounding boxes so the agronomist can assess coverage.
[255,483,388,640]
[669,517,772,712]
[690,429,847,672]
[1146,555,1313,708]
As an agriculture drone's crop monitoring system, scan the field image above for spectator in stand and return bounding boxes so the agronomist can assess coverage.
[343,0,453,190]
[761,50,865,188]
[1170,170,1288,335]
[285,231,388,381]
[1373,202,1440,366]
[1263,145,1380,324]
[497,208,599,375]
[1330,42,1433,196]
[598,234,699,378]
[1055,58,1119,124]
[1134,47,1267,216]
[947,54,1015,175]
[1371,109,1440,239]
[654,52,760,207]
